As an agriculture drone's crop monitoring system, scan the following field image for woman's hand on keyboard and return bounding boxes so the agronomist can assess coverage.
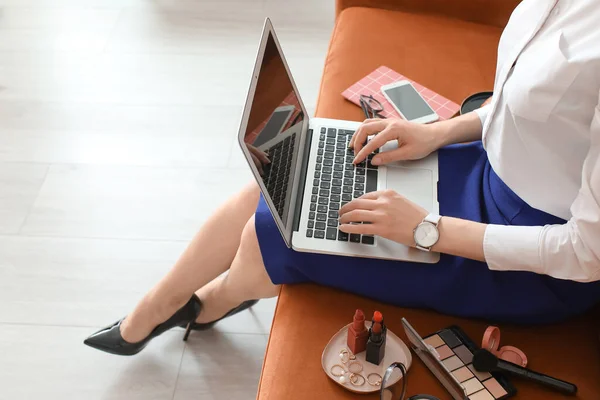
[338,189,428,246]
[349,118,438,165]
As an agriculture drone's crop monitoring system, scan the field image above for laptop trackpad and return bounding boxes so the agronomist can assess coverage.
[385,167,433,211]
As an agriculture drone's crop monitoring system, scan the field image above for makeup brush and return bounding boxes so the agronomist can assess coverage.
[472,349,577,395]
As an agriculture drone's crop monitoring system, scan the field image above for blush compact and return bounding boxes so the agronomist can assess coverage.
[482,326,528,368]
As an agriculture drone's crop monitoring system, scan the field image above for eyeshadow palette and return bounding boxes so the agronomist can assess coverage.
[401,318,516,400]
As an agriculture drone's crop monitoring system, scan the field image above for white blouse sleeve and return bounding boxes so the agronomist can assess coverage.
[482,96,600,282]
[474,104,492,127]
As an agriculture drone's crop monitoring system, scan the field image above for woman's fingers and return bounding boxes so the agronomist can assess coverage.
[349,119,379,149]
[339,197,379,215]
[338,209,377,224]
[350,119,388,153]
[353,127,395,164]
[338,191,393,236]
[339,222,377,235]
[358,191,382,200]
[371,144,412,165]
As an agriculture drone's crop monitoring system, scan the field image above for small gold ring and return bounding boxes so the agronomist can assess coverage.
[339,349,350,364]
[330,364,346,377]
[367,372,382,386]
[350,373,366,387]
[348,360,363,374]
[349,354,356,360]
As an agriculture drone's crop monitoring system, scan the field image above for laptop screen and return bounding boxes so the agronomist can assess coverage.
[241,31,305,227]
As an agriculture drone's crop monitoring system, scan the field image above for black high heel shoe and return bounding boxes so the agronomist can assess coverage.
[180,299,259,332]
[83,294,202,356]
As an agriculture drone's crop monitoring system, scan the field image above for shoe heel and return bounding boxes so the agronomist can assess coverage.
[183,323,192,342]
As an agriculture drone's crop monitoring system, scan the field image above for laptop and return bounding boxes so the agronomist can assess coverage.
[237,19,440,263]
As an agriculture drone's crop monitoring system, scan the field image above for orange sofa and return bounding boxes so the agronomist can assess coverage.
[257,1,600,399]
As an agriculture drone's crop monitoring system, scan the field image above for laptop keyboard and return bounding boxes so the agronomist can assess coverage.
[263,133,296,218]
[306,127,378,245]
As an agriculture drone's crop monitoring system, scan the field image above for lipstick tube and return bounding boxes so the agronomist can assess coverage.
[366,321,386,365]
[347,309,369,355]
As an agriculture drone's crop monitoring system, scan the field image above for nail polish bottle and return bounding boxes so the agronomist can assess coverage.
[366,321,386,365]
[347,309,369,355]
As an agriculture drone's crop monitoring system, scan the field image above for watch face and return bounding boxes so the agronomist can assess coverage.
[415,222,439,248]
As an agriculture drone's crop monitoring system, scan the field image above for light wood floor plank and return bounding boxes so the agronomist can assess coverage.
[0,0,334,397]
[0,325,185,400]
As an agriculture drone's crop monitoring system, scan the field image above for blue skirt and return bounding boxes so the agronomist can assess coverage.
[255,142,600,324]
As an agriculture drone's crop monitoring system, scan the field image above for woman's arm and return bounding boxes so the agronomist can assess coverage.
[340,102,600,282]
[337,191,487,261]
[432,217,487,261]
[343,108,490,260]
[350,106,489,165]
[433,104,490,147]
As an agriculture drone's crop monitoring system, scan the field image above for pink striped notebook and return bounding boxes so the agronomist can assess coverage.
[341,66,460,120]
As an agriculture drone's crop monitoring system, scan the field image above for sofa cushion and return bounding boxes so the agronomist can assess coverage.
[315,6,503,121]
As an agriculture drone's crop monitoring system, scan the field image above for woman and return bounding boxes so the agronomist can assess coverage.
[84,0,600,355]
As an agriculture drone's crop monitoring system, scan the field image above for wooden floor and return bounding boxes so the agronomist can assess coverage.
[0,1,334,398]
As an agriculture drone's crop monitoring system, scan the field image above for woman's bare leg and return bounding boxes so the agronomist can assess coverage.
[193,214,280,323]
[120,182,262,342]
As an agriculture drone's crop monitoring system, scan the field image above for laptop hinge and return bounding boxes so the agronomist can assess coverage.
[292,128,313,232]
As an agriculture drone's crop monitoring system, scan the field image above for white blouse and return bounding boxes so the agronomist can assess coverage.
[477,0,600,282]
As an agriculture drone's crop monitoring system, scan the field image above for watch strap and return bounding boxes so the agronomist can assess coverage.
[424,213,442,226]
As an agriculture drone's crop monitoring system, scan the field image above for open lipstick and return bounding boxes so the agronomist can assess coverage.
[373,311,387,349]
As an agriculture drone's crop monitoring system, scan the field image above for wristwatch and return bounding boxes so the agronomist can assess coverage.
[413,213,442,251]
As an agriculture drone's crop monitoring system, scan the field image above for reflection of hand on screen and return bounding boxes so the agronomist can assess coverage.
[247,144,270,175]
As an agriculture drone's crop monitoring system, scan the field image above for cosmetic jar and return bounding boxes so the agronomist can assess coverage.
[460,91,493,115]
